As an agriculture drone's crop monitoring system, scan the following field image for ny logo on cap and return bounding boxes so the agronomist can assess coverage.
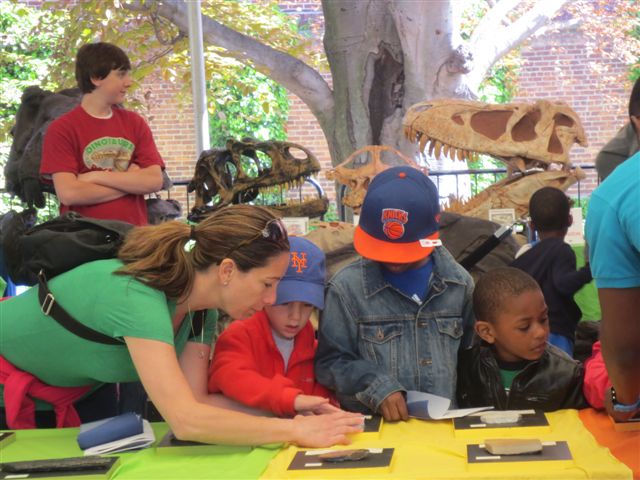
[381,208,408,240]
[290,251,308,273]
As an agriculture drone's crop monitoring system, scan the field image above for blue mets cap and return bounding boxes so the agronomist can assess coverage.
[275,236,326,309]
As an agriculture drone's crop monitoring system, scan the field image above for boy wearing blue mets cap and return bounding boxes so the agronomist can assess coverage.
[208,237,339,417]
[316,165,475,421]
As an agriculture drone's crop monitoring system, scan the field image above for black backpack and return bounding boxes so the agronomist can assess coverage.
[3,211,133,286]
[2,211,204,345]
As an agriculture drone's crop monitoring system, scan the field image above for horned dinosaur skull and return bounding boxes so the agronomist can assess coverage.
[326,145,423,213]
[188,139,327,222]
[403,99,587,171]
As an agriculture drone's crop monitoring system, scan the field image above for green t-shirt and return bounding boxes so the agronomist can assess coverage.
[0,259,217,406]
[499,368,522,392]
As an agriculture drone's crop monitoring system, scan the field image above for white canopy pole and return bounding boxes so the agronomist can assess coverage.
[187,0,210,153]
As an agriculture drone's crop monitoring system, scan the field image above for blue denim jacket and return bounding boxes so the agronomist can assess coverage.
[315,246,475,413]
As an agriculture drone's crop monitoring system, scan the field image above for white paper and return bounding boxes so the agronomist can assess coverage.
[488,208,516,227]
[80,417,155,456]
[565,207,585,246]
[406,391,492,420]
[281,217,309,236]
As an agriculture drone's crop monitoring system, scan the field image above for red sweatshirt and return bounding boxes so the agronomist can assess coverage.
[208,311,333,417]
[0,356,91,429]
[583,341,611,410]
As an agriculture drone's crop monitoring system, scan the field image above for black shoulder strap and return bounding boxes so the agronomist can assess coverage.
[37,270,124,346]
[191,309,207,338]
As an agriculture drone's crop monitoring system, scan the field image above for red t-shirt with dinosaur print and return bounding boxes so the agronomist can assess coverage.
[41,105,164,226]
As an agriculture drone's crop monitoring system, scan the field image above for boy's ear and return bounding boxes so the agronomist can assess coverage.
[567,213,573,228]
[475,320,496,344]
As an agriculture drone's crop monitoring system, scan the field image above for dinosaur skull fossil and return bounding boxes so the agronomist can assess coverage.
[326,145,423,213]
[188,139,327,222]
[446,168,586,220]
[403,99,587,171]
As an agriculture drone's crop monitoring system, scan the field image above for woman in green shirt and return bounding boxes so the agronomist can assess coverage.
[0,205,363,447]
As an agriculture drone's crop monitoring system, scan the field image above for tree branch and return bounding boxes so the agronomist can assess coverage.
[129,0,334,122]
[468,0,570,86]
[471,0,522,45]
[531,18,581,40]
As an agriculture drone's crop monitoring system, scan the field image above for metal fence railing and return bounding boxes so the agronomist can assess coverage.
[338,164,598,221]
[1,165,598,223]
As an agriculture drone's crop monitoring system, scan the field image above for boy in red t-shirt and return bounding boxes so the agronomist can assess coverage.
[208,237,339,417]
[40,42,164,226]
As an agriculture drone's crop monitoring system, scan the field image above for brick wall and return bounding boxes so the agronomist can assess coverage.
[140,74,199,213]
[514,27,632,200]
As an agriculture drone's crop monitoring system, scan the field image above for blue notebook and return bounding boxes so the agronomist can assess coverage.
[77,412,143,450]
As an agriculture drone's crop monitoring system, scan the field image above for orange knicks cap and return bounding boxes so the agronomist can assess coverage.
[354,166,442,264]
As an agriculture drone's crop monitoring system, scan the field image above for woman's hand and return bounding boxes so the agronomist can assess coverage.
[294,394,342,415]
[291,411,364,448]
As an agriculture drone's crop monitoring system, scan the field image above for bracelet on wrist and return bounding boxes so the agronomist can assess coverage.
[610,386,640,413]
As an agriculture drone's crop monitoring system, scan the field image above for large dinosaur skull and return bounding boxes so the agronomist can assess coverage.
[403,99,587,171]
[326,145,422,213]
[188,139,327,222]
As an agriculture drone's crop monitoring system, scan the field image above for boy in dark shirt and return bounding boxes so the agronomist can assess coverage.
[457,267,587,411]
[510,187,592,356]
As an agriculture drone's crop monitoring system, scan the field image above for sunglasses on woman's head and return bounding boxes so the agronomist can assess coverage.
[260,218,288,246]
[226,218,288,257]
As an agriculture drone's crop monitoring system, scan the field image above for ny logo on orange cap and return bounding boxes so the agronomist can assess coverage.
[290,251,308,273]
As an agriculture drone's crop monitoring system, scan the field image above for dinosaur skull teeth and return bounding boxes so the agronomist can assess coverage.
[434,141,443,158]
[442,143,451,158]
[428,139,436,157]
[418,134,429,152]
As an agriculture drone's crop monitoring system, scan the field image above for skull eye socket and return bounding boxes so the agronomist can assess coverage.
[221,162,238,189]
[553,113,574,128]
[239,150,272,178]
[546,113,575,155]
[511,109,541,142]
[286,146,309,162]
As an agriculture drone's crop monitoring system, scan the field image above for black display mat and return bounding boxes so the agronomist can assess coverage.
[467,441,572,464]
[288,448,394,471]
[0,456,120,479]
[363,415,382,433]
[156,431,252,455]
[0,432,15,449]
[454,410,549,430]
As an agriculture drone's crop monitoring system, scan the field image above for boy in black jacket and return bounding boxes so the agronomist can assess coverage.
[457,267,587,411]
[510,187,592,356]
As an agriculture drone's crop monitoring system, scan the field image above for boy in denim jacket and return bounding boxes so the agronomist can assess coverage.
[316,166,475,421]
[457,267,587,411]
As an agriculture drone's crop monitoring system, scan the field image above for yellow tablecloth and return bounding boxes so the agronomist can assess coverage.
[261,410,633,479]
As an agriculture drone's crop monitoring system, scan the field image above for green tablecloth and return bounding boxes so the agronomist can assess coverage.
[573,244,601,321]
[0,423,280,479]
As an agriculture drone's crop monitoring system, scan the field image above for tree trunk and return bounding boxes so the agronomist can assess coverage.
[150,0,571,168]
[319,0,476,166]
